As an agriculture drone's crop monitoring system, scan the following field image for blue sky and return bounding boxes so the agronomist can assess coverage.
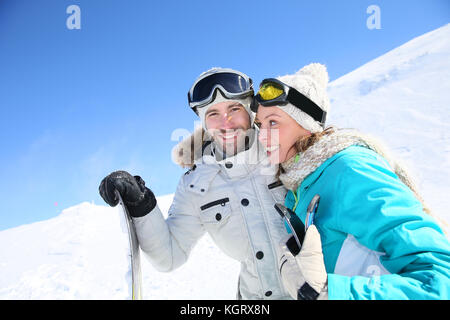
[0,0,449,230]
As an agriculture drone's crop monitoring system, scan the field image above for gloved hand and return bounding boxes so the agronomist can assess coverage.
[279,225,328,300]
[99,170,157,217]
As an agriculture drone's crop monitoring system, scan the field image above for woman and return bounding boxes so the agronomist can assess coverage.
[253,63,450,300]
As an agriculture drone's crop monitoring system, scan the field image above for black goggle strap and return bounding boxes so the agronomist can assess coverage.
[287,87,327,125]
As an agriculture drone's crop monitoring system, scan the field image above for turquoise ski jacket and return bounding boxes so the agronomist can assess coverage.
[285,145,450,299]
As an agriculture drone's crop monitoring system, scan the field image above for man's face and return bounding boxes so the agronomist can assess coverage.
[204,101,251,157]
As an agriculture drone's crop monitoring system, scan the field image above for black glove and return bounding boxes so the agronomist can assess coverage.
[99,170,156,217]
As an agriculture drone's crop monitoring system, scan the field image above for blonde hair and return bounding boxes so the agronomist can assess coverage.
[278,126,335,176]
[294,126,336,153]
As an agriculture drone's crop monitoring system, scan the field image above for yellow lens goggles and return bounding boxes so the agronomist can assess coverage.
[253,78,327,125]
[258,82,285,101]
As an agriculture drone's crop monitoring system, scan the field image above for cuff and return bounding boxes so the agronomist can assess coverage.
[127,188,157,217]
[327,274,351,300]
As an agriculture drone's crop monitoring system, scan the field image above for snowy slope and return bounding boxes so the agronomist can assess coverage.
[0,195,240,299]
[1,24,449,299]
[327,23,450,225]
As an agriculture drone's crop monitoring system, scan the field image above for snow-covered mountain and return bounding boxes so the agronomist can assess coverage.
[1,24,449,299]
[0,194,240,299]
[327,23,450,224]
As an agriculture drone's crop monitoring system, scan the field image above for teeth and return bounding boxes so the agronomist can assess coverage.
[221,131,239,139]
[265,145,279,152]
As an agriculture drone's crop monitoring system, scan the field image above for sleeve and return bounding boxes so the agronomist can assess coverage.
[132,176,206,272]
[326,152,450,300]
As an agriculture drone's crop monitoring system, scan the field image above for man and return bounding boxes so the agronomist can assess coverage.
[99,68,291,299]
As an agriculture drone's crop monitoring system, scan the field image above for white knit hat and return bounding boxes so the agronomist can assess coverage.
[276,63,330,133]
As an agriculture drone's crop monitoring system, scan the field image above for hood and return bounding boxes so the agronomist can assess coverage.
[172,127,211,169]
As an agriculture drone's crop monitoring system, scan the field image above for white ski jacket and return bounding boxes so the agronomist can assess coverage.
[132,129,291,299]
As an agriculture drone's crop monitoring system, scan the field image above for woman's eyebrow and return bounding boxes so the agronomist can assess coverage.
[264,113,282,119]
[255,113,282,123]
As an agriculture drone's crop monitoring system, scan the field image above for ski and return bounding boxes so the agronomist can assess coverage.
[115,190,143,300]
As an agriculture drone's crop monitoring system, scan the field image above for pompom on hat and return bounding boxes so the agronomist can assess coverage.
[275,63,330,133]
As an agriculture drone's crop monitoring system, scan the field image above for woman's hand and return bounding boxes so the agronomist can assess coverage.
[279,225,328,299]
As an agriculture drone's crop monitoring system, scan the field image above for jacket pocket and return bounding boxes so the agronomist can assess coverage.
[199,197,248,261]
[199,197,231,224]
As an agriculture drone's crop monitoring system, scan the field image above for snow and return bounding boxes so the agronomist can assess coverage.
[1,24,449,299]
[327,23,450,225]
[0,196,240,299]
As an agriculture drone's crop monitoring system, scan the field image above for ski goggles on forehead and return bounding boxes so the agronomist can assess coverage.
[253,78,327,125]
[188,70,254,114]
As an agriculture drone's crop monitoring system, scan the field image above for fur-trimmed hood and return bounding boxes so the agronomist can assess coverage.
[172,127,211,169]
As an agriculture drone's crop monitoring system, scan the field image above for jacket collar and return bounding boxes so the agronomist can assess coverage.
[280,129,373,191]
[203,135,275,179]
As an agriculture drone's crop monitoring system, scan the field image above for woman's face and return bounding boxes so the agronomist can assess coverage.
[255,105,311,164]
